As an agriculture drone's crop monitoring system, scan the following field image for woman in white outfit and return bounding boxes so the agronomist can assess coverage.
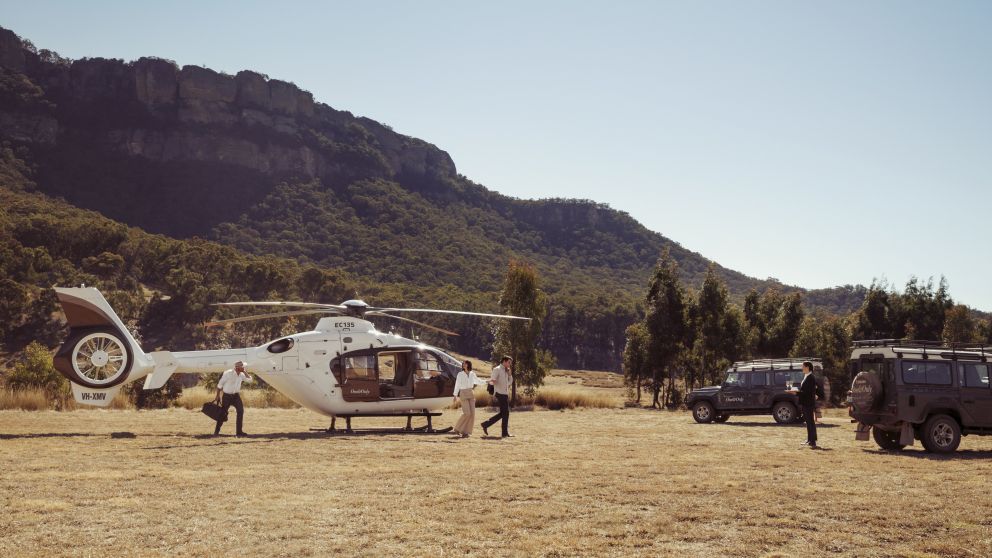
[452,360,482,437]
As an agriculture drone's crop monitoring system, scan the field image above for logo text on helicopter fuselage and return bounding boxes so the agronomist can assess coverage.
[334,321,356,328]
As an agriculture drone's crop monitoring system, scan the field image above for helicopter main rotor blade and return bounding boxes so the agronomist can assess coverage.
[366,307,531,321]
[214,301,347,310]
[366,311,460,336]
[204,309,339,327]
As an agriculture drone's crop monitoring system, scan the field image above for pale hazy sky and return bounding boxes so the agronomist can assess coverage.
[4,1,991,309]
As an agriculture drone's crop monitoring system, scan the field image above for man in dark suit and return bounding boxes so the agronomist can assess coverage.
[798,361,821,448]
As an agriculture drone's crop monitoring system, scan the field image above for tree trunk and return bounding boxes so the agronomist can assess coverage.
[700,349,706,393]
[651,369,661,408]
[510,346,518,406]
[635,373,642,404]
[669,367,675,408]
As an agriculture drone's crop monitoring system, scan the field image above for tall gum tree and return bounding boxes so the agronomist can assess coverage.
[644,250,690,408]
[492,261,553,405]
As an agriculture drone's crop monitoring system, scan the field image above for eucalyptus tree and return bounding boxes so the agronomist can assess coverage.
[644,250,690,408]
[492,261,553,404]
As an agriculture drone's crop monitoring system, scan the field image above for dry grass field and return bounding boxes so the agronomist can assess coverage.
[2,405,991,557]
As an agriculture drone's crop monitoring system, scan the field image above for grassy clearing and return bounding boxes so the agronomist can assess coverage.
[1,407,989,557]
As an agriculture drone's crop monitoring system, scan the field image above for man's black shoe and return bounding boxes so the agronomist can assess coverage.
[482,424,489,436]
[236,432,249,438]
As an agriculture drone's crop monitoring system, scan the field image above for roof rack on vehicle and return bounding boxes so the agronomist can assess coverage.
[852,339,946,348]
[731,357,821,371]
[852,339,991,361]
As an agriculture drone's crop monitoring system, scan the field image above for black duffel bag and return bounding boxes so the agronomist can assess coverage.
[201,402,228,422]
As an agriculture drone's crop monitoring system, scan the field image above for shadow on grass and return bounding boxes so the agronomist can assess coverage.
[717,421,840,429]
[0,432,103,440]
[861,448,992,460]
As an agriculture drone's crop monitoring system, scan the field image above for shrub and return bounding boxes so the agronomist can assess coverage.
[5,341,70,408]
[130,376,183,409]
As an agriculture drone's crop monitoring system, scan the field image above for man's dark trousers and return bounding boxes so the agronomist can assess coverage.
[215,393,245,435]
[482,393,510,436]
[802,403,817,446]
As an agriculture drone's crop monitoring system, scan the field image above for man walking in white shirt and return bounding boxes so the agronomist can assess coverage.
[214,361,253,437]
[481,356,514,438]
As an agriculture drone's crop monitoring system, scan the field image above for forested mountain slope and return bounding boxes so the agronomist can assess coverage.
[0,26,866,370]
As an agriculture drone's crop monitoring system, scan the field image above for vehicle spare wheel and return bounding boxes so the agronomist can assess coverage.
[851,370,883,412]
[53,327,134,389]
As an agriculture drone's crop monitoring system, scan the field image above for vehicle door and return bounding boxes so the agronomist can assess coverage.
[958,362,992,426]
[899,360,954,424]
[717,372,748,410]
[745,371,772,409]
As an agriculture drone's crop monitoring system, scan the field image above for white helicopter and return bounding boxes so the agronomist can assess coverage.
[52,287,528,432]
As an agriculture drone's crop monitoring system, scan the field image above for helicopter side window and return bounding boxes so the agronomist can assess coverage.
[344,355,375,380]
[415,353,441,380]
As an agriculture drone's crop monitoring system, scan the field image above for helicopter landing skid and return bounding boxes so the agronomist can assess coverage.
[312,411,453,435]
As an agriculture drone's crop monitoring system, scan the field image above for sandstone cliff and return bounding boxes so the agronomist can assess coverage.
[0,26,455,189]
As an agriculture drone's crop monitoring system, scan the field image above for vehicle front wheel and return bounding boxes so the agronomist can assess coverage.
[920,415,961,453]
[692,401,716,423]
[713,414,730,423]
[772,401,797,424]
[872,427,906,451]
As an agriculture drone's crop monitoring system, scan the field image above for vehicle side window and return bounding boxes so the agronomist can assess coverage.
[344,355,375,380]
[902,361,951,385]
[751,372,767,386]
[773,371,803,386]
[961,363,990,388]
[724,372,745,387]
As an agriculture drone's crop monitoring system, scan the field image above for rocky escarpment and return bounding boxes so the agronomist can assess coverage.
[0,26,455,191]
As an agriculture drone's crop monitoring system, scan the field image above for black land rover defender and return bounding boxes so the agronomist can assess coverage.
[686,358,822,424]
[849,340,992,454]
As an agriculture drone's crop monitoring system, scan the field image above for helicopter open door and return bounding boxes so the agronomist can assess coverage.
[332,348,456,403]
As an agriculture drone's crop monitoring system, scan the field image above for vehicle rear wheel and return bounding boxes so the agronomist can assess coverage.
[920,415,961,453]
[713,414,730,423]
[692,401,715,423]
[772,401,797,424]
[872,427,905,451]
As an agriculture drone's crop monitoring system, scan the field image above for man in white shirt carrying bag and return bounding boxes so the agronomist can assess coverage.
[214,361,253,437]
[481,356,514,438]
